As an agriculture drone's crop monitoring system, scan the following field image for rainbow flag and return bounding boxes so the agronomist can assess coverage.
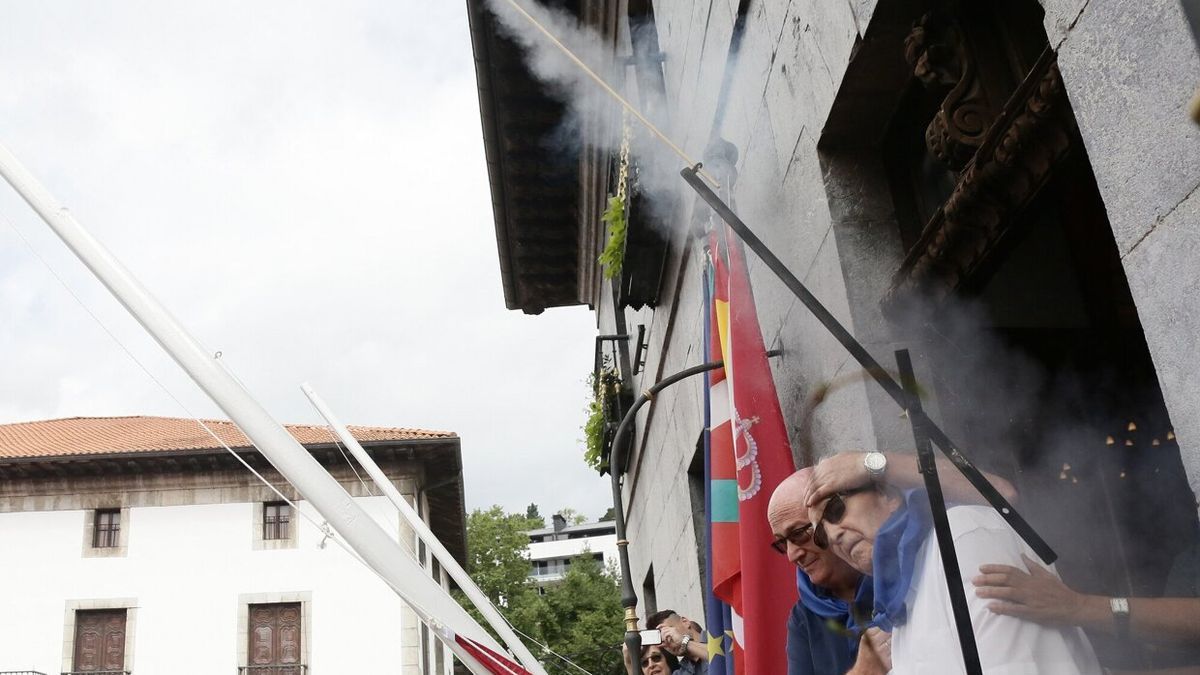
[704,228,799,674]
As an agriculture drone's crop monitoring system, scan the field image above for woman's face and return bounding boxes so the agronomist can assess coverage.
[641,645,669,675]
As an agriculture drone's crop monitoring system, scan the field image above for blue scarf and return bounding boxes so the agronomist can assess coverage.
[797,570,874,636]
[870,488,934,631]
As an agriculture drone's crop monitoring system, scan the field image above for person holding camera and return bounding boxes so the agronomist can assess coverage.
[646,610,708,675]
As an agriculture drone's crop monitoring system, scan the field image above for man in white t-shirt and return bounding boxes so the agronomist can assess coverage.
[807,465,1102,675]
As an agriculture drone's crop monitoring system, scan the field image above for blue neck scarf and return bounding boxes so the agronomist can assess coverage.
[797,570,874,635]
[870,488,934,631]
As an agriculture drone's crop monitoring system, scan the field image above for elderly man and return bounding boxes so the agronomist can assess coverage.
[770,452,1017,675]
[809,453,1102,675]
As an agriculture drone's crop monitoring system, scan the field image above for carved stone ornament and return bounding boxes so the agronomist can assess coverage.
[905,13,995,170]
[883,55,1073,314]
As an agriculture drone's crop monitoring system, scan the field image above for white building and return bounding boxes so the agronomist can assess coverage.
[0,416,467,675]
[526,515,618,586]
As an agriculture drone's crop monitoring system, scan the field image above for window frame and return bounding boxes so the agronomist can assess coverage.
[82,507,129,558]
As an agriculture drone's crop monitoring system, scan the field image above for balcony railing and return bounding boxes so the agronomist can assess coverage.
[61,671,130,675]
[238,667,307,674]
[1,670,50,674]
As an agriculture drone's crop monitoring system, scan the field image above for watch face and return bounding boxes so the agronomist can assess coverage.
[865,453,886,471]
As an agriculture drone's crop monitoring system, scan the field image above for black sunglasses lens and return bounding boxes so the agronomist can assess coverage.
[826,494,847,524]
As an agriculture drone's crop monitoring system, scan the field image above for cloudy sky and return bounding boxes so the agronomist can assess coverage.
[0,1,610,520]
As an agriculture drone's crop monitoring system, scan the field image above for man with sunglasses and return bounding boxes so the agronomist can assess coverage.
[808,452,1102,675]
[769,453,1017,675]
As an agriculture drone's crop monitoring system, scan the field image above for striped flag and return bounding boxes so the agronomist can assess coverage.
[704,228,799,674]
[704,259,737,675]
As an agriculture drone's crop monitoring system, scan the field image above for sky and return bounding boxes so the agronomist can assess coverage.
[0,1,611,520]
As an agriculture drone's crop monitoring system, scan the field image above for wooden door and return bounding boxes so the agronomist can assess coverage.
[73,609,126,673]
[248,602,302,673]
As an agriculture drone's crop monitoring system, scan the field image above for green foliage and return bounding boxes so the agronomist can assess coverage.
[597,195,627,280]
[525,503,545,528]
[583,370,621,473]
[556,508,588,526]
[599,507,615,522]
[454,506,625,675]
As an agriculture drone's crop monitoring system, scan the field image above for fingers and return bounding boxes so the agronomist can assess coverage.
[977,563,1021,576]
[974,585,1022,601]
[972,572,1014,587]
[805,481,830,506]
[1021,554,1056,579]
[985,601,1035,620]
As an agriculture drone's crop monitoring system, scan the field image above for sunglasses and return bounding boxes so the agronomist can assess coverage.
[770,523,814,554]
[814,486,872,550]
[640,652,664,669]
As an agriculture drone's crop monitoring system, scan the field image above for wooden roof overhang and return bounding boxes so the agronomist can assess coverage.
[467,0,593,315]
[0,437,469,565]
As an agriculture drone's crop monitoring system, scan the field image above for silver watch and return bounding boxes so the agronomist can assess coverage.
[679,634,692,652]
[864,451,888,480]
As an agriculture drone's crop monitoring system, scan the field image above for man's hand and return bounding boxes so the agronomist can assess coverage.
[973,554,1087,625]
[806,451,870,506]
[659,625,686,657]
[845,627,892,675]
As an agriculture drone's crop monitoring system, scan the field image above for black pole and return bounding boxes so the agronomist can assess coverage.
[608,351,782,670]
[897,349,982,675]
[679,164,1056,565]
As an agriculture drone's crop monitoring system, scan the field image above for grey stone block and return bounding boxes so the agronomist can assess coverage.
[1056,0,1200,255]
[1123,186,1200,496]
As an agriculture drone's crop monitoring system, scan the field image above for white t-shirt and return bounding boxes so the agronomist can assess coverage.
[890,505,1102,675]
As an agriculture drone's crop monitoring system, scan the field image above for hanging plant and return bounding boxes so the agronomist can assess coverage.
[583,369,621,473]
[598,110,631,281]
[597,196,627,280]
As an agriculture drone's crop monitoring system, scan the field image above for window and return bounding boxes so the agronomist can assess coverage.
[262,503,291,541]
[93,509,121,549]
[83,507,128,557]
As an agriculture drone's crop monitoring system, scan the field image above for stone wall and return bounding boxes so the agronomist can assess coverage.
[605,0,1200,625]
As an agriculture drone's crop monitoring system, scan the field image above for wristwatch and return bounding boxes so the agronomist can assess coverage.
[679,634,692,654]
[1110,597,1130,639]
[864,451,888,480]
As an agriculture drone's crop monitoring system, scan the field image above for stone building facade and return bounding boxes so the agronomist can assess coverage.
[0,416,465,675]
[471,0,1200,669]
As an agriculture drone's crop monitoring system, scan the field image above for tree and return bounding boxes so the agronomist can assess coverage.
[556,507,588,525]
[598,506,616,522]
[526,503,545,528]
[454,506,625,675]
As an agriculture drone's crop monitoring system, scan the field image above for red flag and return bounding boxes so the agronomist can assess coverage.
[451,631,535,675]
[709,229,799,673]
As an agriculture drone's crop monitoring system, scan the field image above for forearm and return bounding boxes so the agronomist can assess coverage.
[882,452,1017,505]
[1073,596,1200,646]
[684,640,707,663]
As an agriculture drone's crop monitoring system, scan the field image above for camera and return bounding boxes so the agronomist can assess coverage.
[638,628,662,646]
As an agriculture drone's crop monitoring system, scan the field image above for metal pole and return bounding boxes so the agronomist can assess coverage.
[608,351,781,665]
[300,383,548,675]
[0,141,501,675]
[897,349,982,675]
[679,164,1057,565]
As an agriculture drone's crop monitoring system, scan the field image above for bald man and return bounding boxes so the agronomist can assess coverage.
[770,451,1018,675]
[769,468,883,675]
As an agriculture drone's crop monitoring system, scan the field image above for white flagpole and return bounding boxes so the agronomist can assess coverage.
[301,383,546,674]
[0,141,505,675]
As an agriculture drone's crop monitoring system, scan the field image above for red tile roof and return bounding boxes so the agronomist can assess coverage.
[0,416,456,460]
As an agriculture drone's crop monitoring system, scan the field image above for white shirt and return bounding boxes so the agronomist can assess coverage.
[890,505,1102,675]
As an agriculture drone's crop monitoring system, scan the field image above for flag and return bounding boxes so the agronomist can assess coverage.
[437,625,535,675]
[704,227,799,674]
[704,260,737,675]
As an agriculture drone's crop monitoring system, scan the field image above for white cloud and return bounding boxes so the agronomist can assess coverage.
[0,1,609,520]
